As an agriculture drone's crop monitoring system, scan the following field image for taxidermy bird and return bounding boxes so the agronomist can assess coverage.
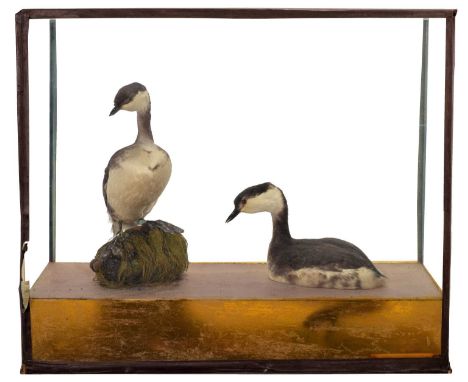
[103,82,172,235]
[226,182,385,289]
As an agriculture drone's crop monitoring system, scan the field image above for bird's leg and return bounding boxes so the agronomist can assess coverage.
[112,220,123,236]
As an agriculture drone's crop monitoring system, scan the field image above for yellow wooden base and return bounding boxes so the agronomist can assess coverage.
[30,262,441,362]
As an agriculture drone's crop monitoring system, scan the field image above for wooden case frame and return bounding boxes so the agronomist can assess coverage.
[16,8,456,373]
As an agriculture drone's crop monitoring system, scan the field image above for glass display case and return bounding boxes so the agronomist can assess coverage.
[16,8,456,373]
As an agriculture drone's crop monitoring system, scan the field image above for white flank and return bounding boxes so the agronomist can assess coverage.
[269,267,385,290]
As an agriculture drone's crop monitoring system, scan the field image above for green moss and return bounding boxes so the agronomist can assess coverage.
[91,221,188,288]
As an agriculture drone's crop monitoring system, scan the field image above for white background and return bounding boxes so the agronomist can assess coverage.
[1,0,467,381]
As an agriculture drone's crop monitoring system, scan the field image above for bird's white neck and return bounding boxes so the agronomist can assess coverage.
[242,186,291,240]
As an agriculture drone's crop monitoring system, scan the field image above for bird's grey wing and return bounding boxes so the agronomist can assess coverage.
[319,238,383,275]
[102,146,132,219]
[273,238,382,275]
[103,165,111,212]
[319,238,370,263]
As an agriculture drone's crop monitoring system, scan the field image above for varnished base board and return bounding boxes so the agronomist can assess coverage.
[29,262,441,363]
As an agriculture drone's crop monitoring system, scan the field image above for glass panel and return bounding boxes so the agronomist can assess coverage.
[28,19,50,283]
[27,18,446,288]
[424,18,446,287]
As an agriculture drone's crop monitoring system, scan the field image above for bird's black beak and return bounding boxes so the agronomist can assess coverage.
[226,208,240,223]
[109,106,120,116]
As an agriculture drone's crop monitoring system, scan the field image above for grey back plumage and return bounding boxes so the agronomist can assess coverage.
[269,237,384,276]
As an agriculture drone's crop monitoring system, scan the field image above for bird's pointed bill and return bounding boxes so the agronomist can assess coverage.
[226,209,240,223]
[109,106,120,116]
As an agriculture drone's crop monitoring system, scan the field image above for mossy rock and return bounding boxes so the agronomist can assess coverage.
[90,221,188,287]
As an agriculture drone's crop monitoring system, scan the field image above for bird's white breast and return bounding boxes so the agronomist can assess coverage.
[105,143,172,224]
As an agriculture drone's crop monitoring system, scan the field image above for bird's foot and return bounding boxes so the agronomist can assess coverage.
[147,220,184,234]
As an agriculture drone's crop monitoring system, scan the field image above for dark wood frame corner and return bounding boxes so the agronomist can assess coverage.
[16,8,456,374]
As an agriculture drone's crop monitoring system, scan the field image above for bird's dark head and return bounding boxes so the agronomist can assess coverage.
[226,182,285,223]
[109,82,150,116]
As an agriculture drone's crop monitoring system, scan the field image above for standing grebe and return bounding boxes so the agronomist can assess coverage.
[103,82,172,235]
[226,182,385,289]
